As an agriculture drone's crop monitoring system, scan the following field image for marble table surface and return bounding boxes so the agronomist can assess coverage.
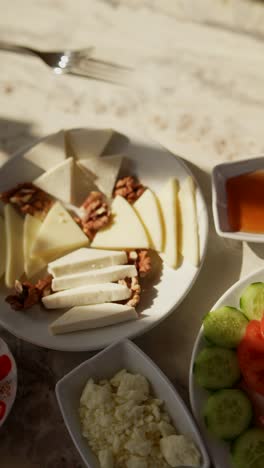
[1,1,264,466]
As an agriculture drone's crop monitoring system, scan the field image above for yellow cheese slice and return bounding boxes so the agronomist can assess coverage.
[91,195,149,250]
[73,162,97,206]
[4,204,24,287]
[24,130,66,171]
[158,178,179,268]
[24,214,46,278]
[79,154,123,198]
[34,158,74,204]
[0,215,6,278]
[134,188,163,251]
[31,201,89,262]
[66,128,113,159]
[179,176,200,267]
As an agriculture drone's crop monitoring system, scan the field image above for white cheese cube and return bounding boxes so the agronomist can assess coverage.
[42,283,131,309]
[51,264,137,291]
[49,303,137,334]
[48,247,127,277]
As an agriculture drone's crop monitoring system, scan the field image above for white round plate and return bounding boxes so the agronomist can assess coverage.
[0,128,208,351]
[0,338,17,427]
[189,267,264,468]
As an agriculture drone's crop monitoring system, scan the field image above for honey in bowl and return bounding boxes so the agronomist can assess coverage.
[226,170,264,233]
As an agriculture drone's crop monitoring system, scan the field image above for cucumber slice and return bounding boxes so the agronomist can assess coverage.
[232,428,264,468]
[203,306,248,348]
[240,282,264,321]
[204,389,252,440]
[194,347,240,390]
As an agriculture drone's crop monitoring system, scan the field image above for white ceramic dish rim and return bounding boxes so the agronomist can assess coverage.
[0,337,17,427]
[0,127,209,351]
[212,156,264,242]
[56,338,210,468]
[189,266,264,468]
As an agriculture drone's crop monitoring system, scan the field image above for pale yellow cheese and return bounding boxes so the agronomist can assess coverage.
[73,162,97,206]
[91,195,149,250]
[4,204,24,287]
[79,154,123,198]
[134,188,163,251]
[24,130,66,171]
[24,214,46,278]
[0,215,6,278]
[66,128,113,160]
[179,176,200,267]
[34,158,74,204]
[49,303,137,335]
[158,178,179,268]
[31,201,89,262]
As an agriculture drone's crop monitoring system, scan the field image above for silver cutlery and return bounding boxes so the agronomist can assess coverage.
[0,40,132,85]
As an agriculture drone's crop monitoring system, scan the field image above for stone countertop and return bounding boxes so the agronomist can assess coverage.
[1,1,264,467]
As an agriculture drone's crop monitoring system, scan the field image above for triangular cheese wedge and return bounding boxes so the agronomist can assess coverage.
[179,176,200,267]
[0,215,6,278]
[34,158,74,204]
[24,214,46,278]
[73,162,97,206]
[24,130,66,171]
[49,303,137,335]
[4,204,24,287]
[134,189,163,251]
[79,155,123,198]
[158,178,179,268]
[66,128,113,159]
[91,195,149,250]
[31,201,89,262]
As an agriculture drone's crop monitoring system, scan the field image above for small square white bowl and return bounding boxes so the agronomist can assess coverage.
[56,339,210,468]
[212,156,264,242]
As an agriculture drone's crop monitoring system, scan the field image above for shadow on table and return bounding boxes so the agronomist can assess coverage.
[136,155,243,391]
[0,117,41,160]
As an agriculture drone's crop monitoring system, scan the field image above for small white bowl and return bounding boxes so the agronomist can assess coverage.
[56,339,210,468]
[212,156,264,242]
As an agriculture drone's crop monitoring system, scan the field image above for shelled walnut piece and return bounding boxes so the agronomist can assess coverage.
[127,249,152,277]
[113,176,146,204]
[77,191,111,240]
[118,276,141,308]
[0,182,53,217]
[6,275,53,311]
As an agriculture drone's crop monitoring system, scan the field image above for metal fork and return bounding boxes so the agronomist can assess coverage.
[0,40,132,85]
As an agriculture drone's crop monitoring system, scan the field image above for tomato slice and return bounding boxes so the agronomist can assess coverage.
[0,354,12,381]
[0,400,6,420]
[238,335,264,395]
[261,313,264,338]
[244,321,264,352]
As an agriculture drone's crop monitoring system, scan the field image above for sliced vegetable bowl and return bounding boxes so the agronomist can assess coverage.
[190,271,264,468]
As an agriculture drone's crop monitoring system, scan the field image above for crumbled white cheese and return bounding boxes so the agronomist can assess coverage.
[160,435,201,467]
[79,369,201,468]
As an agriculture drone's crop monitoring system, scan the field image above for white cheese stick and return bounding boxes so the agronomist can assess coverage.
[48,247,127,277]
[42,283,131,309]
[52,264,137,291]
[0,215,6,278]
[4,204,24,287]
[49,303,137,335]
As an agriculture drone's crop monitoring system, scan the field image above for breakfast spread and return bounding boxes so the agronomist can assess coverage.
[79,369,201,468]
[194,281,264,468]
[0,127,200,337]
[226,170,264,234]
